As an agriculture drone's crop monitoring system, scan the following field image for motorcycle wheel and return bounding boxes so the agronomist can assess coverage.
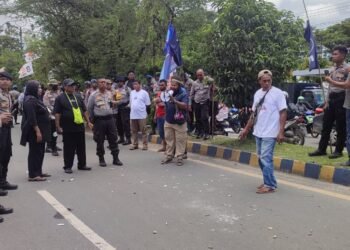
[233,124,241,134]
[310,127,319,138]
[295,130,305,146]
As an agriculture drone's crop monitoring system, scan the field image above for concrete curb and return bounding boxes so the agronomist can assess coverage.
[147,134,350,186]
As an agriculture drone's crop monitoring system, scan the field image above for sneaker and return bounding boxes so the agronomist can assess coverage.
[52,151,59,157]
[64,169,73,174]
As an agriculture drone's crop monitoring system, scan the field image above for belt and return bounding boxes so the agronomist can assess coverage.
[94,115,113,121]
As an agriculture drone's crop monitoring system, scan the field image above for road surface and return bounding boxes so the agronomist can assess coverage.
[0,125,349,250]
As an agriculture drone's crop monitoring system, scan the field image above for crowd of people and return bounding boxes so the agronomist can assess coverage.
[0,44,348,222]
[0,68,219,223]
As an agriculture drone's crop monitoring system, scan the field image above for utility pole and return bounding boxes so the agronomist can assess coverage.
[19,27,23,51]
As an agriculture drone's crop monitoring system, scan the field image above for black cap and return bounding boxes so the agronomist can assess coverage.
[62,78,76,86]
[0,71,13,81]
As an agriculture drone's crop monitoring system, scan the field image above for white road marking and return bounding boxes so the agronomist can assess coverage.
[38,190,116,250]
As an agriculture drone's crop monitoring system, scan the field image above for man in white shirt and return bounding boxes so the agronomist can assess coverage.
[240,69,287,194]
[130,80,151,150]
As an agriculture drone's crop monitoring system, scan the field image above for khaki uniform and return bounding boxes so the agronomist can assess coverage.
[43,90,60,152]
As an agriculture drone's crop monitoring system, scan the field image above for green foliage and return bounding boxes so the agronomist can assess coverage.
[315,18,350,49]
[208,0,305,105]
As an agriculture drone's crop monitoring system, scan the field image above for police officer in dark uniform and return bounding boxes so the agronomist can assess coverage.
[0,71,18,192]
[87,78,123,167]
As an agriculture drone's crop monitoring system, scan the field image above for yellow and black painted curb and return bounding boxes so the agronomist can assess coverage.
[148,135,350,186]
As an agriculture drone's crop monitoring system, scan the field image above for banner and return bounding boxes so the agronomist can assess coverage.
[18,62,34,79]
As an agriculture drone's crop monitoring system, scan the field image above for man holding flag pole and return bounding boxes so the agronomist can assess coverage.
[303,0,347,159]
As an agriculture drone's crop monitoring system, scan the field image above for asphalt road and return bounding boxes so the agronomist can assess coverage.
[1,125,350,250]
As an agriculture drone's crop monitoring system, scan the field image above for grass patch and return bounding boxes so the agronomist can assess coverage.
[191,136,348,167]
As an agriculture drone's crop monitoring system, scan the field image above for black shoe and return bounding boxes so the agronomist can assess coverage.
[64,169,73,174]
[0,182,18,190]
[0,189,8,196]
[45,148,52,153]
[112,153,123,166]
[99,156,107,167]
[52,151,59,157]
[308,150,327,157]
[203,134,210,140]
[122,139,131,146]
[329,152,343,159]
[0,217,3,223]
[56,146,62,151]
[0,206,13,215]
[196,134,202,139]
[78,166,92,171]
[117,139,125,144]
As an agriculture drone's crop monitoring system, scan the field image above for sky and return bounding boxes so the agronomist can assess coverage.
[1,0,350,30]
[266,0,350,28]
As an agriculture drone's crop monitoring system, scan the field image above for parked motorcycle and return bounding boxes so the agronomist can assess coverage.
[228,107,241,134]
[284,116,306,145]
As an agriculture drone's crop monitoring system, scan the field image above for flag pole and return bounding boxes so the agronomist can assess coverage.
[302,0,330,152]
[302,0,326,100]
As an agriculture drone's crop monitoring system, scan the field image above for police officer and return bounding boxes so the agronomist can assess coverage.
[0,71,18,192]
[87,78,123,167]
[114,76,132,145]
[0,107,14,223]
[43,79,61,156]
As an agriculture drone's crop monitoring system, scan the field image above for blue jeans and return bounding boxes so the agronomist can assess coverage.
[157,117,165,140]
[346,109,350,156]
[255,137,277,189]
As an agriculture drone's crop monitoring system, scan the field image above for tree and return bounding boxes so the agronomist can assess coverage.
[315,18,350,49]
[207,0,305,106]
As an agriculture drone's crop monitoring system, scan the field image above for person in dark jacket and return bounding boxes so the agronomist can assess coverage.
[21,80,51,181]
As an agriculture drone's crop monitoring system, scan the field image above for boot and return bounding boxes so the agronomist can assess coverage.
[0,181,18,190]
[99,156,107,167]
[117,138,125,144]
[0,189,8,196]
[112,152,123,166]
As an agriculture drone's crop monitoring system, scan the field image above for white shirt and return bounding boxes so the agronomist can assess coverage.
[130,89,151,119]
[252,86,287,138]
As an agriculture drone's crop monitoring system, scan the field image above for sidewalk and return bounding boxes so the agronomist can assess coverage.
[148,134,350,187]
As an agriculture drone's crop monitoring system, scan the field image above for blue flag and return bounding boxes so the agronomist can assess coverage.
[160,24,183,81]
[304,20,319,71]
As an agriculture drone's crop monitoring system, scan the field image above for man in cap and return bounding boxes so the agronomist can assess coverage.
[43,79,61,156]
[87,78,123,167]
[0,71,18,191]
[240,70,287,194]
[85,79,98,106]
[54,78,93,174]
[114,76,132,145]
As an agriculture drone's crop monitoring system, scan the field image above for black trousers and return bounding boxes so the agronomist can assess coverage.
[318,92,346,153]
[193,101,210,135]
[0,126,12,184]
[116,108,131,140]
[93,117,119,157]
[47,120,57,151]
[63,132,86,169]
[28,140,45,178]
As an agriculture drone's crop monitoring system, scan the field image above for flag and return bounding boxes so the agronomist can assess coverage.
[304,20,319,71]
[160,23,183,81]
[18,62,34,78]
